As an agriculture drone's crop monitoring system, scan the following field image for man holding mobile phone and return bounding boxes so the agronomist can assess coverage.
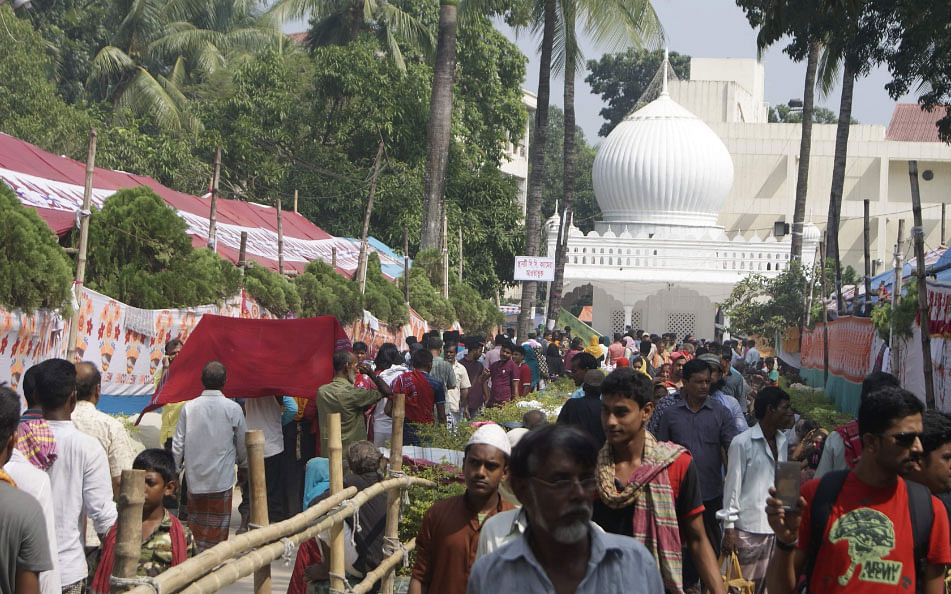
[765,387,951,594]
[722,387,794,594]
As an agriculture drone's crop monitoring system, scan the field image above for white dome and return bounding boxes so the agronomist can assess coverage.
[593,93,734,228]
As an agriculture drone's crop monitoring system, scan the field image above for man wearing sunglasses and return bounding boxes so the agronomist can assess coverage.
[468,424,663,593]
[765,387,951,594]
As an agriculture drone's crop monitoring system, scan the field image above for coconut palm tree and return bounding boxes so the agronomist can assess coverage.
[266,0,433,71]
[789,41,820,261]
[88,0,281,131]
[545,0,662,331]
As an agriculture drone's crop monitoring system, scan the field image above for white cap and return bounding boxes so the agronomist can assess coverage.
[466,423,512,457]
[506,428,529,448]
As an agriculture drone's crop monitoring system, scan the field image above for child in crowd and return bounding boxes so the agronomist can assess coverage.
[91,449,196,593]
[510,348,532,397]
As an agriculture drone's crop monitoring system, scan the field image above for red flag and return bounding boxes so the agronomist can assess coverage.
[138,314,352,419]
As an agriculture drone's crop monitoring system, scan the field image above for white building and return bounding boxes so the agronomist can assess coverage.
[547,57,819,338]
[500,90,537,213]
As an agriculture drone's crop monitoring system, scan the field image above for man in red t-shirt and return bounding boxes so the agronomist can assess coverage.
[593,368,725,594]
[766,387,951,594]
[511,347,532,398]
[388,349,446,445]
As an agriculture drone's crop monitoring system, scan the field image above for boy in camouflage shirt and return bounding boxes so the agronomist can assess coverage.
[91,449,195,592]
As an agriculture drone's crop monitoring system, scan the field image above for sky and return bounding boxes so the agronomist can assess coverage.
[493,0,915,143]
[282,0,915,144]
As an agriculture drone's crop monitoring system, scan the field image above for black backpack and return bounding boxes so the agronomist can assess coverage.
[803,470,933,593]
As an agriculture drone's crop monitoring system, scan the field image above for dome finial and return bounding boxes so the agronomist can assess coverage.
[662,48,669,96]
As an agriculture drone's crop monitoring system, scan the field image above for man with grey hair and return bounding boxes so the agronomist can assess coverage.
[172,361,247,551]
[468,424,663,593]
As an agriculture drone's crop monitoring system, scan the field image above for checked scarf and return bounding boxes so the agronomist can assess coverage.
[597,432,687,593]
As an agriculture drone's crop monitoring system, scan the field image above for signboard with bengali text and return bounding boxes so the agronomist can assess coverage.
[514,256,555,282]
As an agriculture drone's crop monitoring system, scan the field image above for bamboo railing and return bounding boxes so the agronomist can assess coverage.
[117,400,430,594]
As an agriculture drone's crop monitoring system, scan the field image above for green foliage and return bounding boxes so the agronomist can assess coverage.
[401,251,456,329]
[365,253,409,327]
[85,187,241,308]
[294,259,364,325]
[539,106,600,233]
[399,464,466,545]
[870,280,918,343]
[0,183,73,313]
[585,48,691,137]
[720,262,811,342]
[768,104,852,124]
[781,379,853,429]
[242,264,301,317]
[450,281,504,336]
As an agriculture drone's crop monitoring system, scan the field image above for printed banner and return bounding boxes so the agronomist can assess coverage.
[0,288,274,398]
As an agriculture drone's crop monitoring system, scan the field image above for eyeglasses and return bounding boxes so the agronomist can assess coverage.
[531,476,598,496]
[881,431,922,448]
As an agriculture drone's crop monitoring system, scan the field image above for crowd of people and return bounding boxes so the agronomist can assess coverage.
[2,326,951,594]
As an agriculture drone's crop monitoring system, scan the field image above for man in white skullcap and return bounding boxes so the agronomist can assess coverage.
[409,424,514,594]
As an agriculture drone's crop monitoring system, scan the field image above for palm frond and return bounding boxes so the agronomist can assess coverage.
[117,0,165,53]
[87,45,138,88]
[380,25,407,71]
[579,0,663,53]
[816,45,843,99]
[168,55,188,88]
[265,0,346,24]
[116,67,185,131]
[376,2,435,60]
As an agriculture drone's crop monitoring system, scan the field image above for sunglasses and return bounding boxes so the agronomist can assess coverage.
[881,431,922,448]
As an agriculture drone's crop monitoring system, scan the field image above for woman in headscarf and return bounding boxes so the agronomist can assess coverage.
[583,335,605,363]
[521,345,541,391]
[622,336,636,359]
[546,342,564,379]
[564,337,583,372]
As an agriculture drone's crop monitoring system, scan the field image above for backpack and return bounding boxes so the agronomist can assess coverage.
[803,470,933,593]
[834,421,863,469]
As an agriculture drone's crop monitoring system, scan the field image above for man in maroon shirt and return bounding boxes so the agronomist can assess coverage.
[460,338,485,419]
[481,341,518,407]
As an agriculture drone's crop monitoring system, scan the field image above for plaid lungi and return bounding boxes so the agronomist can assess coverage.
[187,488,233,552]
[734,530,775,594]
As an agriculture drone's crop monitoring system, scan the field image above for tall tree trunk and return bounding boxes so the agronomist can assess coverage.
[419,0,458,251]
[826,54,857,315]
[517,0,556,341]
[791,41,820,261]
[547,16,577,331]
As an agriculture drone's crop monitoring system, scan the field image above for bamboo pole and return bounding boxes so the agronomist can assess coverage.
[332,247,337,271]
[328,414,345,594]
[293,189,299,215]
[238,231,248,269]
[890,220,905,374]
[357,141,385,293]
[66,128,97,362]
[208,147,221,252]
[942,203,946,247]
[442,214,449,299]
[804,242,819,327]
[246,430,270,594]
[351,538,417,594]
[908,161,935,409]
[381,393,405,594]
[863,199,872,316]
[820,240,829,386]
[161,477,433,594]
[458,227,463,284]
[111,469,145,593]
[123,487,358,594]
[277,198,284,276]
[403,229,410,304]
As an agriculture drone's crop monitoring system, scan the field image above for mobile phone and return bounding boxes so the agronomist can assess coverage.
[775,461,801,512]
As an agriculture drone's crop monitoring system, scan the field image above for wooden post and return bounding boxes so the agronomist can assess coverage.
[403,229,410,304]
[277,198,284,276]
[889,219,905,373]
[442,214,449,299]
[458,227,463,284]
[66,128,97,362]
[238,231,248,269]
[111,469,145,593]
[332,247,337,271]
[293,189,299,215]
[909,161,936,409]
[246,430,270,594]
[863,199,872,315]
[328,414,345,594]
[357,141,385,293]
[208,147,221,252]
[942,203,946,247]
[819,240,829,386]
[380,394,405,594]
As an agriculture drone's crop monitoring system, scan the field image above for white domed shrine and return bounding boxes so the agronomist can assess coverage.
[593,79,734,231]
[545,52,819,339]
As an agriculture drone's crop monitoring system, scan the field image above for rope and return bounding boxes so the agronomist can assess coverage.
[110,574,161,593]
[280,537,296,567]
[383,536,410,568]
[341,499,361,548]
[328,572,355,594]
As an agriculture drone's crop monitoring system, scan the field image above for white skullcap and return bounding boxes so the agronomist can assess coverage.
[506,428,529,448]
[466,423,512,457]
